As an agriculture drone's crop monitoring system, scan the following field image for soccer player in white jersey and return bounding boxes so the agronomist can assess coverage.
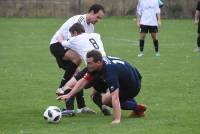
[194,0,200,52]
[49,4,105,116]
[61,23,106,64]
[136,0,161,57]
[56,23,111,116]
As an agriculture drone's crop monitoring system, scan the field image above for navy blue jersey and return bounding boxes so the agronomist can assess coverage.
[102,56,142,93]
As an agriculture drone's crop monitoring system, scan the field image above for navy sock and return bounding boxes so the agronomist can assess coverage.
[121,99,137,111]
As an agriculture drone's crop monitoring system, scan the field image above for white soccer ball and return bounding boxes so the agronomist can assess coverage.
[43,106,62,123]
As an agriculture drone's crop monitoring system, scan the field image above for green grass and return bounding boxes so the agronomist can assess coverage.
[0,17,200,134]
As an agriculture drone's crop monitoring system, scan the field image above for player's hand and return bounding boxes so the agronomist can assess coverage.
[158,20,161,27]
[56,88,65,95]
[111,119,120,124]
[136,22,140,28]
[195,20,199,25]
[57,94,70,101]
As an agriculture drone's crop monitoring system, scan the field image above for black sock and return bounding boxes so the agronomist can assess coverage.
[76,90,86,109]
[63,62,78,82]
[139,40,144,52]
[63,89,75,110]
[60,61,77,110]
[92,92,103,110]
[197,36,200,48]
[59,61,78,88]
[153,39,159,52]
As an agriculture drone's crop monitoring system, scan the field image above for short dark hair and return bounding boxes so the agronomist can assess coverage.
[86,50,103,62]
[88,4,105,14]
[69,23,85,34]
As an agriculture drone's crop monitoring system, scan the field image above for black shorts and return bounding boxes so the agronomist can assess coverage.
[119,71,142,103]
[75,68,108,93]
[140,25,158,33]
[119,82,141,103]
[49,42,71,70]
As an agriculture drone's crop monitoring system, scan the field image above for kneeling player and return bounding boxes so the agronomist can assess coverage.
[57,50,147,124]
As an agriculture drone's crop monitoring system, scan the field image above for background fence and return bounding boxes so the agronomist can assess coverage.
[0,0,197,18]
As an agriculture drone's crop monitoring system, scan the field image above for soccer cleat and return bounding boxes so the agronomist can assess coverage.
[155,52,160,57]
[128,104,147,118]
[138,52,144,57]
[101,105,112,116]
[194,47,200,52]
[61,109,76,117]
[77,107,96,114]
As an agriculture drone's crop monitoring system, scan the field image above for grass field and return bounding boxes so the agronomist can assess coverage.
[0,17,200,134]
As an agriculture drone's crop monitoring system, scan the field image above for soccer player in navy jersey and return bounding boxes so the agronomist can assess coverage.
[57,50,147,124]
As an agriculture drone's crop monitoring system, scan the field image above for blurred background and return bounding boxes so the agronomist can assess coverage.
[0,0,197,18]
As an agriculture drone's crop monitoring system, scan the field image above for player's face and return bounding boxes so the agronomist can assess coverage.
[86,57,101,72]
[90,10,104,24]
[70,31,78,37]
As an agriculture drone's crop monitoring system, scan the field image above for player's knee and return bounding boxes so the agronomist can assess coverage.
[151,34,157,40]
[63,50,81,66]
[71,57,81,66]
[140,34,146,40]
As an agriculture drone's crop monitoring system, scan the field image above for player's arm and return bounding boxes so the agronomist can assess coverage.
[136,1,141,28]
[56,77,78,95]
[57,78,89,100]
[106,67,121,124]
[195,10,199,24]
[156,13,161,26]
[136,15,141,28]
[57,32,71,48]
[195,1,200,24]
[156,1,161,27]
[110,89,121,124]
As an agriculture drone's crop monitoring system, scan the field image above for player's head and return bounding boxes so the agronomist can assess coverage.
[69,23,85,37]
[86,50,103,72]
[87,4,105,24]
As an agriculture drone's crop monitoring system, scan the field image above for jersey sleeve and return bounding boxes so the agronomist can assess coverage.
[59,21,71,40]
[61,39,71,48]
[197,1,200,11]
[83,72,94,81]
[155,0,161,14]
[105,66,120,93]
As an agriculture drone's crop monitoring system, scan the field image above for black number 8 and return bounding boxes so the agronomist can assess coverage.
[89,38,99,49]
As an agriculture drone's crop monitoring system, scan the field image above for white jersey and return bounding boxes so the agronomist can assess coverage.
[50,14,94,44]
[137,0,160,26]
[64,33,106,64]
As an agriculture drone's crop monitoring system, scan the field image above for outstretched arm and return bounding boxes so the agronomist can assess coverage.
[195,10,200,24]
[111,89,121,124]
[57,78,89,101]
[156,13,161,27]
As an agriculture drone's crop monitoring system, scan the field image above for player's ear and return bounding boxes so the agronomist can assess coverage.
[74,31,78,36]
[97,60,102,64]
[90,10,94,15]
